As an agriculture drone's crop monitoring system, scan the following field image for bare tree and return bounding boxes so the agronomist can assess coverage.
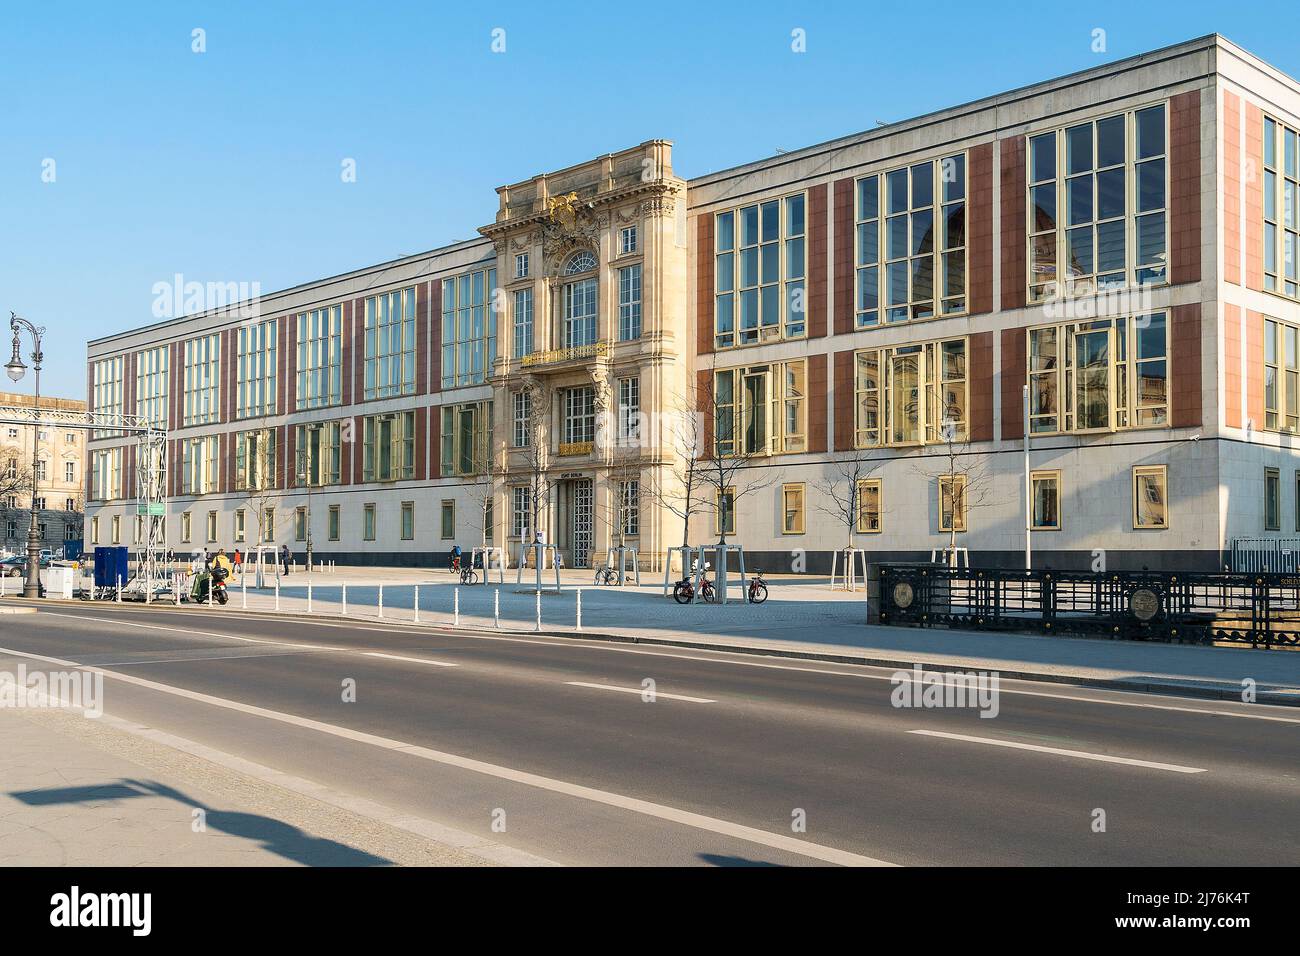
[0,453,33,502]
[466,429,507,557]
[693,372,780,546]
[510,375,554,563]
[813,449,885,550]
[642,381,710,560]
[235,428,288,555]
[913,420,995,560]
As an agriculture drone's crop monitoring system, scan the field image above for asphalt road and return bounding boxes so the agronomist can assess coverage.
[2,602,1298,866]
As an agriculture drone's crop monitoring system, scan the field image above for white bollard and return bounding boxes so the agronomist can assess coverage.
[208,576,213,607]
[341,582,347,617]
[576,588,582,631]
[274,578,280,612]
[454,587,460,627]
[307,578,313,614]
[242,573,247,609]
[1,575,5,597]
[116,579,122,603]
[494,589,500,629]
[414,584,420,624]
[535,590,542,632]
[378,583,384,618]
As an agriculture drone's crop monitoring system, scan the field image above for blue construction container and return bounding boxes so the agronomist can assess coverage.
[93,546,129,588]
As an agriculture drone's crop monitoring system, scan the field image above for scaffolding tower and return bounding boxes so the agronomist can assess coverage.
[0,403,167,597]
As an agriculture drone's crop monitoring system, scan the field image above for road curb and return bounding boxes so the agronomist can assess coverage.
[12,596,1297,708]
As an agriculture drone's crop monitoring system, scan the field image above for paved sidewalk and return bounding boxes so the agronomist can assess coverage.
[0,705,491,866]
[121,568,1300,704]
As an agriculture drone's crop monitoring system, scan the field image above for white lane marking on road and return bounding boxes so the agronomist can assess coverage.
[565,681,716,704]
[364,652,458,667]
[34,607,1300,723]
[93,652,305,666]
[907,729,1208,774]
[34,611,318,650]
[0,643,891,867]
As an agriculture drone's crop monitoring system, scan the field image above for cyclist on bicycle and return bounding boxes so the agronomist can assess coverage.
[449,544,462,574]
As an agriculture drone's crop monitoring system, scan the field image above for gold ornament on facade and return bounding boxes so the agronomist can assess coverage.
[547,192,581,234]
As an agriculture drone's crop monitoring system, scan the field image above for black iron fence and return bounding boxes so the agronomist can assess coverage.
[878,564,1300,648]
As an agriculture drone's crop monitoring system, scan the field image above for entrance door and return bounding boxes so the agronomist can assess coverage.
[571,479,593,568]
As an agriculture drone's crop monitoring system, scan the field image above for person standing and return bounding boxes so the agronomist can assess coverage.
[281,543,291,575]
[232,548,243,576]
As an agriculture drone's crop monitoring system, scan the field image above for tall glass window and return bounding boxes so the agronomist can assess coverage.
[296,305,342,409]
[442,268,497,387]
[365,287,416,399]
[853,338,966,447]
[183,334,221,426]
[618,263,642,340]
[135,346,168,428]
[1263,115,1300,296]
[294,422,342,486]
[562,258,598,349]
[91,356,123,438]
[441,402,490,476]
[362,411,415,482]
[236,318,277,418]
[715,192,806,348]
[513,288,534,359]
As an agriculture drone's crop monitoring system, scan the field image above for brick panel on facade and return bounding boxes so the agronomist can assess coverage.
[340,301,353,407]
[284,312,297,414]
[1246,309,1265,429]
[169,341,182,429]
[415,406,427,481]
[222,328,234,424]
[351,415,364,485]
[352,299,365,404]
[697,369,713,457]
[833,178,853,335]
[123,444,135,500]
[832,349,853,451]
[1169,90,1202,286]
[1224,303,1242,428]
[416,281,429,395]
[1169,303,1202,428]
[284,426,295,493]
[1223,90,1242,286]
[123,352,137,421]
[277,315,289,415]
[695,215,714,355]
[967,143,994,315]
[808,183,828,338]
[1245,103,1264,291]
[808,353,827,452]
[1000,327,1025,439]
[968,331,994,441]
[430,278,443,394]
[999,136,1027,311]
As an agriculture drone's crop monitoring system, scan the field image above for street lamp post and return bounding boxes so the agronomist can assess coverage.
[6,312,47,598]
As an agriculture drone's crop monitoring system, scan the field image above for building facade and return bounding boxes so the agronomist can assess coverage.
[85,36,1300,571]
[0,391,86,554]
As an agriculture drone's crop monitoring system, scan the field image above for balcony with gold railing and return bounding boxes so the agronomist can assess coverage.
[519,341,608,370]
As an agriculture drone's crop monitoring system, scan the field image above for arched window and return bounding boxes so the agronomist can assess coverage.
[563,250,597,275]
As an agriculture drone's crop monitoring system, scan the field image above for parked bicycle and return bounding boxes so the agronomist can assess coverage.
[593,566,617,586]
[459,565,478,585]
[673,573,716,604]
[747,568,768,604]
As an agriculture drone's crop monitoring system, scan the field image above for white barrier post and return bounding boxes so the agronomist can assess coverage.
[207,576,213,607]
[341,582,347,617]
[1,575,5,597]
[378,583,384,618]
[274,578,280,612]
[576,588,582,631]
[242,573,247,609]
[454,587,460,627]
[414,584,420,624]
[116,578,122,603]
[494,589,500,629]
[307,578,313,614]
[535,590,542,632]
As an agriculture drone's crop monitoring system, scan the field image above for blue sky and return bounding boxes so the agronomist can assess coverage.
[0,1,1294,398]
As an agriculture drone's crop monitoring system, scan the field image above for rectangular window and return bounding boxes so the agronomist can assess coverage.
[364,286,417,399]
[714,192,807,348]
[1263,115,1300,296]
[1133,465,1168,529]
[561,277,598,349]
[618,263,642,340]
[714,360,806,456]
[1028,314,1167,434]
[183,333,221,426]
[854,337,967,447]
[561,387,596,450]
[401,501,415,541]
[512,390,532,448]
[440,500,455,540]
[619,480,640,536]
[236,318,278,418]
[511,486,529,538]
[296,305,342,410]
[234,429,277,491]
[1028,103,1167,300]
[294,422,342,487]
[856,478,882,533]
[363,411,416,482]
[234,509,245,543]
[64,462,75,483]
[262,508,275,543]
[620,226,637,255]
[514,252,529,279]
[617,377,640,445]
[781,483,805,534]
[440,402,490,476]
[1263,316,1300,432]
[939,475,968,532]
[1031,470,1061,530]
[328,504,340,541]
[91,356,124,438]
[135,345,169,428]
[513,288,534,359]
[441,268,497,388]
[206,510,218,543]
[1265,467,1281,531]
[181,511,191,543]
[90,516,98,545]
[855,152,966,327]
[111,514,120,544]
[35,461,46,482]
[91,448,122,500]
[363,503,376,541]
[715,487,736,536]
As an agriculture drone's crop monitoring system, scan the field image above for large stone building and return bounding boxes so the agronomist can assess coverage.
[0,391,86,555]
[84,35,1300,570]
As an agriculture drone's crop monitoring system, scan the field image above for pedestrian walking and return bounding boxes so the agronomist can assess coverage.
[281,544,291,575]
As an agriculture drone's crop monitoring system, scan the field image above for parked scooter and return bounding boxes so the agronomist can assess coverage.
[190,565,230,605]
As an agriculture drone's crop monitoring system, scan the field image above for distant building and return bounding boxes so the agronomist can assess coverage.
[0,391,86,554]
